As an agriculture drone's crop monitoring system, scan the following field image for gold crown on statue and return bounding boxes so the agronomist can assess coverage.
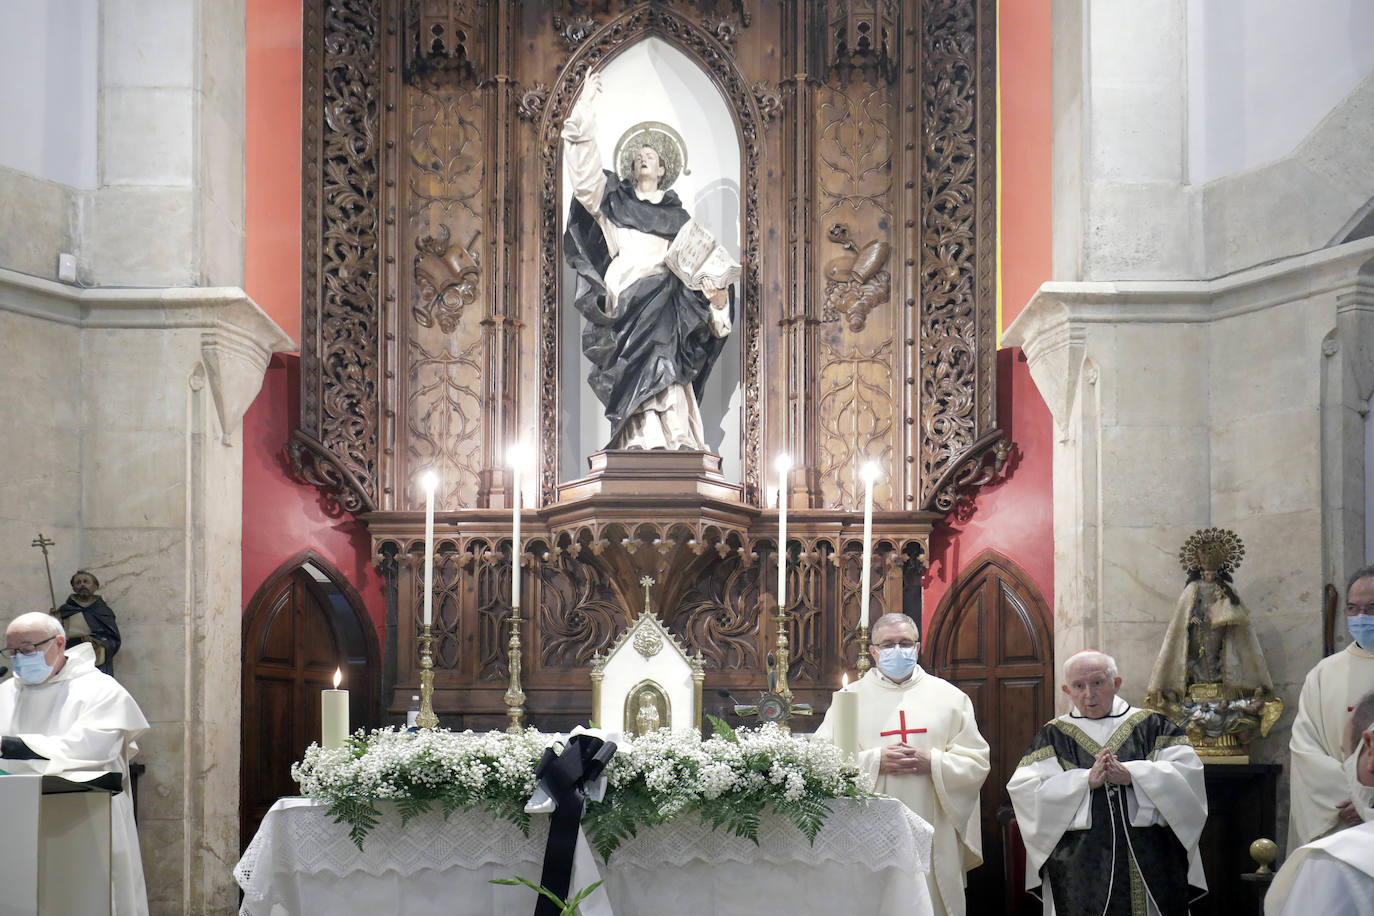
[1178,528,1245,575]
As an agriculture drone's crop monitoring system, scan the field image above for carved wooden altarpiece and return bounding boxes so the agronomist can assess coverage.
[290,0,1005,730]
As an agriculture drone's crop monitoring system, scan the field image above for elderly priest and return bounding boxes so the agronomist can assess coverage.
[1007,650,1207,916]
[816,612,990,916]
[1,611,150,916]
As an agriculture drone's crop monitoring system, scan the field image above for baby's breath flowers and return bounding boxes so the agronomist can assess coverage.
[292,721,868,855]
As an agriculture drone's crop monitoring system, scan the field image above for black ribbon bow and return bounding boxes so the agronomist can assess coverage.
[532,733,617,916]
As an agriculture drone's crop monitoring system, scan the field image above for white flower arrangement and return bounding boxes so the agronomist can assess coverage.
[292,718,868,855]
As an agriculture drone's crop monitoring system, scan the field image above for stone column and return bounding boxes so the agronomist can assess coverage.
[0,269,291,916]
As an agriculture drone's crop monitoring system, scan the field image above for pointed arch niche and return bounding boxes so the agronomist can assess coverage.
[556,36,744,483]
[926,550,1052,915]
[240,552,380,847]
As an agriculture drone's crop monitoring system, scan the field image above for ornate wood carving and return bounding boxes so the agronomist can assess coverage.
[296,0,1004,728]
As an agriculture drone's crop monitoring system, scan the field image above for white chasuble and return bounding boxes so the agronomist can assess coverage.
[1288,642,1374,847]
[0,642,150,916]
[1265,820,1374,916]
[817,667,990,916]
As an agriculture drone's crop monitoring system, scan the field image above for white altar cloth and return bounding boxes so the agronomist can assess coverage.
[235,795,934,916]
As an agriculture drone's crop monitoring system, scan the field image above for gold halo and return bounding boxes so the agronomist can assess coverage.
[1178,528,1245,576]
[615,121,689,190]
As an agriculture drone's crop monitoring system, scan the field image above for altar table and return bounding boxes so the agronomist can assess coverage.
[235,796,934,916]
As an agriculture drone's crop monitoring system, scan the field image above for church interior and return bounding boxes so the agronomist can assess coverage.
[2,0,1373,914]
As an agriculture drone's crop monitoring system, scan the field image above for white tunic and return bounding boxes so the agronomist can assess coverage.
[1005,697,1208,915]
[1288,642,1374,847]
[561,96,732,451]
[0,642,150,916]
[1265,819,1374,916]
[816,667,990,916]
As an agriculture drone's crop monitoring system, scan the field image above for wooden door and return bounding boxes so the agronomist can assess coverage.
[240,552,380,849]
[927,551,1052,916]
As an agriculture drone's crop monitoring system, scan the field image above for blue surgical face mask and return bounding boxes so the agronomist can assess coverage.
[12,651,54,685]
[877,645,918,681]
[1349,614,1374,650]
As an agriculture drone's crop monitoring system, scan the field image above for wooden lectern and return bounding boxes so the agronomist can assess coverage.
[0,772,117,916]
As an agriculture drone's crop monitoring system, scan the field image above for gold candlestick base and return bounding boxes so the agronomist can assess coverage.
[416,623,440,729]
[856,622,871,675]
[503,609,526,733]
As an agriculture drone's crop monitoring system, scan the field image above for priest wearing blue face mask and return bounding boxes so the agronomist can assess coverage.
[1,611,150,916]
[816,612,991,916]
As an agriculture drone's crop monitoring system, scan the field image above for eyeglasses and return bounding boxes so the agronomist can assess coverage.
[1347,604,1374,616]
[2,636,57,659]
[874,640,918,650]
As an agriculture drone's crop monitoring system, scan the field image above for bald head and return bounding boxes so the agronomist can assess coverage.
[8,612,63,640]
[1061,650,1122,719]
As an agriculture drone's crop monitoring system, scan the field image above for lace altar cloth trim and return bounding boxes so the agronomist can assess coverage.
[234,796,931,899]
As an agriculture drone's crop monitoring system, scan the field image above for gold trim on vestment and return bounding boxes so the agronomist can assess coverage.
[1149,733,1193,759]
[1017,745,1056,768]
[1052,709,1153,759]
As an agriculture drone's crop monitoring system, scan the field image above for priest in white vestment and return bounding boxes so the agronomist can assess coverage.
[1007,651,1207,916]
[1,612,150,916]
[1288,566,1374,847]
[1267,719,1374,915]
[816,612,990,916]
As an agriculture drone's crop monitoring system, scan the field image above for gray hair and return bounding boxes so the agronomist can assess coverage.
[1347,565,1374,597]
[871,613,918,641]
[7,612,64,640]
[1063,650,1119,682]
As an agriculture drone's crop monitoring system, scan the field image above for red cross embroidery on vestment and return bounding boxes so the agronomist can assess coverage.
[879,710,927,743]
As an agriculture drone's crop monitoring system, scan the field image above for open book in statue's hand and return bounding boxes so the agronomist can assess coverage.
[665,219,741,292]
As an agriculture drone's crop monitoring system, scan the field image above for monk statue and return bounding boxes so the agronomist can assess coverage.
[561,72,740,452]
[55,569,122,675]
[1146,528,1281,757]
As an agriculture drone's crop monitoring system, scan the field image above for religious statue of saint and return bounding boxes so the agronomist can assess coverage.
[55,569,122,675]
[562,72,740,452]
[1146,529,1281,756]
[633,691,662,736]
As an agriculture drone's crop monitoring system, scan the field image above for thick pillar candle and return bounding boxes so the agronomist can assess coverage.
[422,471,437,626]
[776,454,790,610]
[322,668,349,749]
[860,462,878,627]
[831,675,858,760]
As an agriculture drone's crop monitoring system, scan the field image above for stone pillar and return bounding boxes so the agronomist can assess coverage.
[0,269,291,916]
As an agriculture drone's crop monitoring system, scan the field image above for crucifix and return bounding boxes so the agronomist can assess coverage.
[879,710,927,743]
[732,593,812,732]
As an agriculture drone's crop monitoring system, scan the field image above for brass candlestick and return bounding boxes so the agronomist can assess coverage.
[772,594,793,734]
[503,607,526,733]
[416,623,439,729]
[856,622,871,675]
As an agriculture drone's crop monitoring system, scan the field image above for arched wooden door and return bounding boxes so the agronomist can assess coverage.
[240,552,380,849]
[927,551,1052,916]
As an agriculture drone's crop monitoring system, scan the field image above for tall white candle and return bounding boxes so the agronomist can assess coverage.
[860,461,879,627]
[321,668,349,750]
[422,471,437,627]
[832,674,859,760]
[510,454,522,610]
[776,454,791,611]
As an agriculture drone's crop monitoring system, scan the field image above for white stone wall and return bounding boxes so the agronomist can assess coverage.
[0,0,246,287]
[0,269,291,916]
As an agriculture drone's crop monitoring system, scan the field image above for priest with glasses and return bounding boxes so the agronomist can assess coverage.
[1,611,150,916]
[1008,650,1208,915]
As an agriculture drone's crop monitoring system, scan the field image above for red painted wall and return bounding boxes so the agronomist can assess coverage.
[921,0,1054,625]
[241,0,1057,647]
[243,0,386,640]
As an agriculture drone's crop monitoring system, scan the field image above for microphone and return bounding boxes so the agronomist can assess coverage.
[0,666,8,678]
[716,687,755,717]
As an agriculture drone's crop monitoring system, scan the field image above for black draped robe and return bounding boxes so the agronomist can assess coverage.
[563,169,731,448]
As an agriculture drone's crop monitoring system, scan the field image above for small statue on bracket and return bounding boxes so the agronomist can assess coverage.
[56,570,122,676]
[1145,529,1281,759]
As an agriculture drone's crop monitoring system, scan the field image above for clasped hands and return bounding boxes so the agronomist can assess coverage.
[1088,748,1132,789]
[879,742,931,776]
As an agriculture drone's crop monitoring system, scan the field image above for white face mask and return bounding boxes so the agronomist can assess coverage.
[1341,746,1374,823]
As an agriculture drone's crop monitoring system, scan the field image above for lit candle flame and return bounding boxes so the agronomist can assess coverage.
[861,461,881,484]
[775,453,792,473]
[842,673,848,688]
[332,668,342,689]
